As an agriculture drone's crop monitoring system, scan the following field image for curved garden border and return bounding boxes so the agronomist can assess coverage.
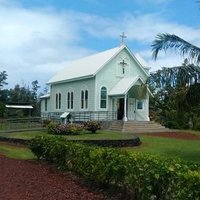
[0,136,141,147]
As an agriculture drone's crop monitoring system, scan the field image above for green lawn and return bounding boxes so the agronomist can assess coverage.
[0,130,137,140]
[0,130,47,139]
[0,142,35,160]
[125,135,200,162]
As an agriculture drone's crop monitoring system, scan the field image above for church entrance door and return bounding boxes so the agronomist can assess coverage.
[117,98,124,120]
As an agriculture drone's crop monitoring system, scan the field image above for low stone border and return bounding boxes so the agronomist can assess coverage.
[0,136,141,147]
[0,136,28,145]
[71,137,141,147]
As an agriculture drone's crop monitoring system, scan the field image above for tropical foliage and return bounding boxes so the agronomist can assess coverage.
[152,33,200,64]
[149,59,200,129]
[151,10,200,129]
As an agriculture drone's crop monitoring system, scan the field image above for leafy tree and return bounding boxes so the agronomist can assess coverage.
[31,80,40,116]
[149,61,200,129]
[31,80,40,101]
[6,81,41,117]
[0,71,8,117]
[0,70,8,88]
[151,2,200,128]
[8,84,32,104]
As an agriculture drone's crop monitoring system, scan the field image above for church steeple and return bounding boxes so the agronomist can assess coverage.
[120,32,127,46]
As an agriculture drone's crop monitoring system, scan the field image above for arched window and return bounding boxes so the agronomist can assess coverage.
[56,93,58,109]
[100,87,107,108]
[59,93,61,109]
[56,93,61,109]
[67,91,74,109]
[80,90,89,109]
[45,99,48,111]
[81,90,84,109]
[85,90,88,109]
[67,92,70,109]
[71,92,73,109]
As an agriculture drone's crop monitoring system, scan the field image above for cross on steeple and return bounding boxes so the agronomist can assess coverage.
[120,32,127,46]
[120,59,127,74]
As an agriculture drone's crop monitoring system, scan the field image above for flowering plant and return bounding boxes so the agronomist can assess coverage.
[83,121,101,133]
[47,122,83,135]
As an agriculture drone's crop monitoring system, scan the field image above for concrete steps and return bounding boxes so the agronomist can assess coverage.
[109,121,124,132]
[109,121,170,133]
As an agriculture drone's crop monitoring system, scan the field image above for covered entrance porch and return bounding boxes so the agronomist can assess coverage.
[109,77,151,121]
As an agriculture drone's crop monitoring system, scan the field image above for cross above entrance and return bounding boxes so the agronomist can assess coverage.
[119,59,128,74]
[120,32,127,46]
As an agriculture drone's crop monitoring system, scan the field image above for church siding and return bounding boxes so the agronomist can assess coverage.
[49,77,96,112]
[41,45,150,121]
[95,49,148,112]
[40,97,50,113]
[96,55,119,111]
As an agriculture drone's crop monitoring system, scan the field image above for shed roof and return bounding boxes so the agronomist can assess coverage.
[40,94,50,99]
[6,105,33,109]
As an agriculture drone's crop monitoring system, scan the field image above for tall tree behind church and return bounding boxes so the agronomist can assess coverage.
[149,61,200,129]
[0,71,8,117]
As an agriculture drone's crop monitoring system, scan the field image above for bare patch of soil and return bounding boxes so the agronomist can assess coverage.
[0,156,108,200]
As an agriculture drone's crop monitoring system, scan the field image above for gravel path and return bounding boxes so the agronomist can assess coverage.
[0,156,107,200]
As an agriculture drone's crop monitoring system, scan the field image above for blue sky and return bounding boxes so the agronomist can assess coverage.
[0,0,200,90]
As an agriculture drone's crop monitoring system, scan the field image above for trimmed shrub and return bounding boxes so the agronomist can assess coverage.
[84,121,101,133]
[29,136,200,200]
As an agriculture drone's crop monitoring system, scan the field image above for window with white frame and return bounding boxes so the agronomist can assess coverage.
[80,90,89,109]
[59,93,61,109]
[56,93,58,109]
[45,99,47,111]
[67,91,74,109]
[85,90,88,109]
[137,100,143,110]
[81,90,84,109]
[100,87,107,108]
[56,93,61,109]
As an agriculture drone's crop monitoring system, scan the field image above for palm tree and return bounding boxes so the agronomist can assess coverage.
[152,33,200,64]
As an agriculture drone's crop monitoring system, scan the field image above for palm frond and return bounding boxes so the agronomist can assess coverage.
[151,33,200,64]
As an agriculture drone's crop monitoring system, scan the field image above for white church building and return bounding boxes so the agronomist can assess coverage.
[40,44,151,122]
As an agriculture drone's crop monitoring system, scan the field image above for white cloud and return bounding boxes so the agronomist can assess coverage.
[67,11,200,46]
[1,0,200,90]
[0,3,95,89]
[136,48,189,72]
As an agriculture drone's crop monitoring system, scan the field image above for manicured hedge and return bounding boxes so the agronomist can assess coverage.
[29,136,200,200]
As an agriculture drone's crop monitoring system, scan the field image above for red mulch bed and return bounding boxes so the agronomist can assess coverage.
[141,132,200,140]
[0,156,108,200]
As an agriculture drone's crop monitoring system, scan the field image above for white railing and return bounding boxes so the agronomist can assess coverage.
[41,111,117,122]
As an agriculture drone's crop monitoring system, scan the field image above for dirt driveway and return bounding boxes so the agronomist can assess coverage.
[0,156,107,200]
